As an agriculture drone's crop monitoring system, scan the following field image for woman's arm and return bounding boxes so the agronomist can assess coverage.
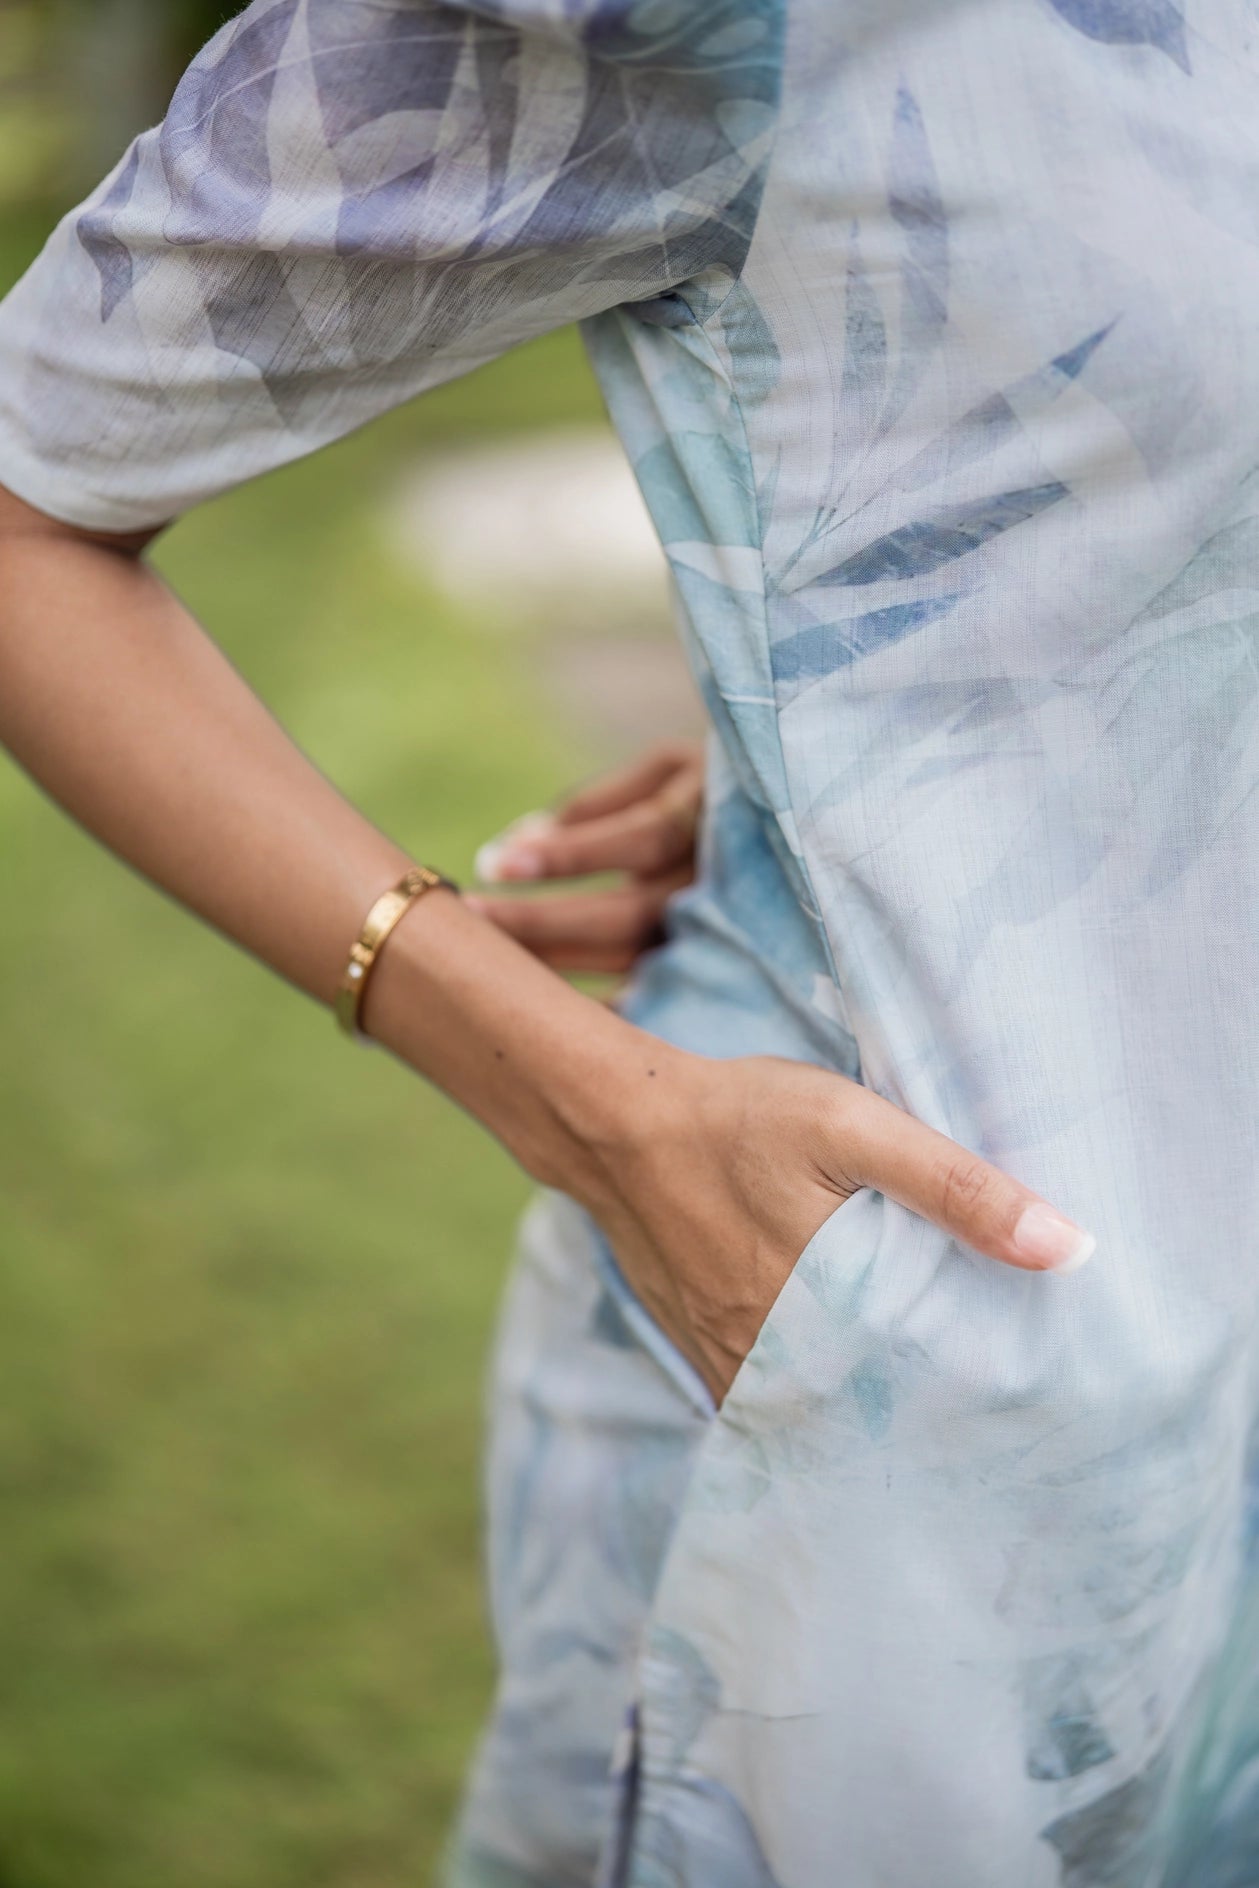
[0,485,634,1192]
[0,486,1095,1402]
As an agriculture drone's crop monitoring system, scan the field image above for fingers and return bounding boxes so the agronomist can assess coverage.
[477,785,701,883]
[473,810,555,885]
[463,872,686,971]
[475,741,704,884]
[830,1082,1096,1276]
[526,796,697,880]
[554,740,703,826]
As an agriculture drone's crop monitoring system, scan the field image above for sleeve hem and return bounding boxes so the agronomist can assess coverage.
[0,439,176,535]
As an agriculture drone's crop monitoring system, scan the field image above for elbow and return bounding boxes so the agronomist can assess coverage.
[0,480,166,557]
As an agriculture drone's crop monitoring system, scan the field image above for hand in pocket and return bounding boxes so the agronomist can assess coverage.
[575,1047,1095,1406]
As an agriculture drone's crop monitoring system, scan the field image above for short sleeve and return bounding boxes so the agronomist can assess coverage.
[0,0,780,532]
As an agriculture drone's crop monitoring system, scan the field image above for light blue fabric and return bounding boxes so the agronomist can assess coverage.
[2,3,1259,1882]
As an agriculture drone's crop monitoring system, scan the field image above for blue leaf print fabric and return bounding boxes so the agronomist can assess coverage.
[814,481,1071,585]
[1047,0,1191,72]
[3,2,1259,1885]
[0,0,781,529]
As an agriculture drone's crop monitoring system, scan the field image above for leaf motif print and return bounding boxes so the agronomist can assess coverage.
[800,217,890,533]
[841,219,887,437]
[1138,624,1259,898]
[76,0,789,473]
[1046,0,1190,73]
[1023,1657,1117,1782]
[1136,515,1259,623]
[816,481,1069,585]
[877,82,949,441]
[772,595,964,682]
[1040,1743,1174,1888]
[777,323,1112,593]
[630,1777,787,1888]
[78,144,142,321]
[647,1627,724,1766]
[887,321,1116,500]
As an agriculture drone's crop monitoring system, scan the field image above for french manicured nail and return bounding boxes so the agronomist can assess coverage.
[496,846,547,880]
[474,811,553,883]
[1013,1203,1097,1275]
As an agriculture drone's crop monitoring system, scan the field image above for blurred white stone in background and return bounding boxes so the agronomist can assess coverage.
[387,427,704,749]
[389,427,672,619]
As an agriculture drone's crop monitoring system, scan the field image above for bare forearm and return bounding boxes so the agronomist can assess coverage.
[0,525,414,998]
[0,507,657,1193]
[0,496,1094,1409]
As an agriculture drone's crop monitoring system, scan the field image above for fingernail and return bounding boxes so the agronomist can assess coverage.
[497,845,548,880]
[1013,1203,1097,1275]
[462,894,487,915]
[474,812,553,884]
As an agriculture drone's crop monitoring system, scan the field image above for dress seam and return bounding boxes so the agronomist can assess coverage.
[677,300,856,1033]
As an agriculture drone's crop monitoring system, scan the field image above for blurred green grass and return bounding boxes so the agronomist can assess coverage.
[0,212,608,1888]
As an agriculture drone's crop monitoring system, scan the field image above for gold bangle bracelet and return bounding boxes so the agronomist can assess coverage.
[334,864,458,1041]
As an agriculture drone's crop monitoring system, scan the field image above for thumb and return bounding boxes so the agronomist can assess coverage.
[836,1082,1096,1276]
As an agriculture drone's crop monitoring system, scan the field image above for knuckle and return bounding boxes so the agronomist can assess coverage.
[817,1097,864,1188]
[645,798,690,861]
[824,1080,862,1138]
[939,1154,994,1223]
[546,838,583,878]
[626,813,660,864]
[504,902,542,939]
[604,913,642,949]
[631,885,663,926]
[633,911,667,950]
[645,824,678,869]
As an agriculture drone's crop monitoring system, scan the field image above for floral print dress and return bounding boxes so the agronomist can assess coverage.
[2,3,1259,1883]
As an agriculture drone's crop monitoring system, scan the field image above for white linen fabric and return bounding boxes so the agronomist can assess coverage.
[2,4,1258,1883]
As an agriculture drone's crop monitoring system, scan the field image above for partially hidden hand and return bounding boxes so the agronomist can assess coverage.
[464,739,704,975]
[569,1041,1098,1408]
[455,745,1098,1411]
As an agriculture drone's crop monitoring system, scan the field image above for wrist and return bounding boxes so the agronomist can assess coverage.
[534,1000,693,1213]
[359,888,686,1201]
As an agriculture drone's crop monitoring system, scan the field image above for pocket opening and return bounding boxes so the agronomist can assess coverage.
[581,1185,875,1424]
